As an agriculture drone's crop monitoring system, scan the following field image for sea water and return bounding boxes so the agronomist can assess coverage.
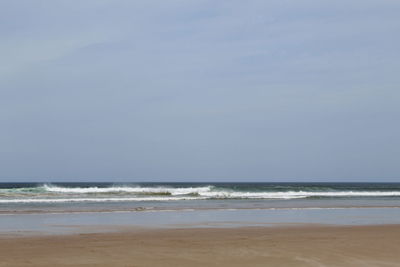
[1,182,400,234]
[1,182,400,212]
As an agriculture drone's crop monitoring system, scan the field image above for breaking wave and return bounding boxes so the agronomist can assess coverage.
[1,184,400,203]
[42,184,213,195]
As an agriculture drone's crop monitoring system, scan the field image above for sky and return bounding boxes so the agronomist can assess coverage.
[0,0,399,182]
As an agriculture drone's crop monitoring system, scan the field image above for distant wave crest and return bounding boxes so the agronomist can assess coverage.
[1,184,400,203]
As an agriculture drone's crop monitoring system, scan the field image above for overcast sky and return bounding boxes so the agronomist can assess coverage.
[0,0,399,182]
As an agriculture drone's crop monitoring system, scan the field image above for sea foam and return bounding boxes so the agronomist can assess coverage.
[0,183,400,203]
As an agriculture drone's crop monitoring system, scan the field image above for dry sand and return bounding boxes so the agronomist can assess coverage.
[1,225,400,267]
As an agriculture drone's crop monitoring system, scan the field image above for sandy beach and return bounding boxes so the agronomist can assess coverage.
[1,224,399,267]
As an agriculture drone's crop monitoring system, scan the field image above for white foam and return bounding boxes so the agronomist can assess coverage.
[43,184,213,195]
[212,191,400,198]
[2,185,400,203]
[42,185,400,198]
[0,196,205,203]
[1,190,400,203]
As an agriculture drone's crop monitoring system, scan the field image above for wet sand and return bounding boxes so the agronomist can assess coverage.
[0,225,399,267]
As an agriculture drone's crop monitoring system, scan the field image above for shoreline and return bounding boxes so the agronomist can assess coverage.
[1,207,400,236]
[2,204,400,215]
[1,224,399,266]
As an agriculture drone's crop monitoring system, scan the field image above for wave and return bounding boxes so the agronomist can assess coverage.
[42,184,214,195]
[1,184,400,203]
[0,196,203,203]
[39,185,400,198]
[41,185,400,198]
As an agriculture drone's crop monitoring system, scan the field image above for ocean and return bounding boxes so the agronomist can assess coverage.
[1,182,400,234]
[1,182,400,213]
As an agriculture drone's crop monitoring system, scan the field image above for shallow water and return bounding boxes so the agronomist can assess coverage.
[1,207,400,236]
